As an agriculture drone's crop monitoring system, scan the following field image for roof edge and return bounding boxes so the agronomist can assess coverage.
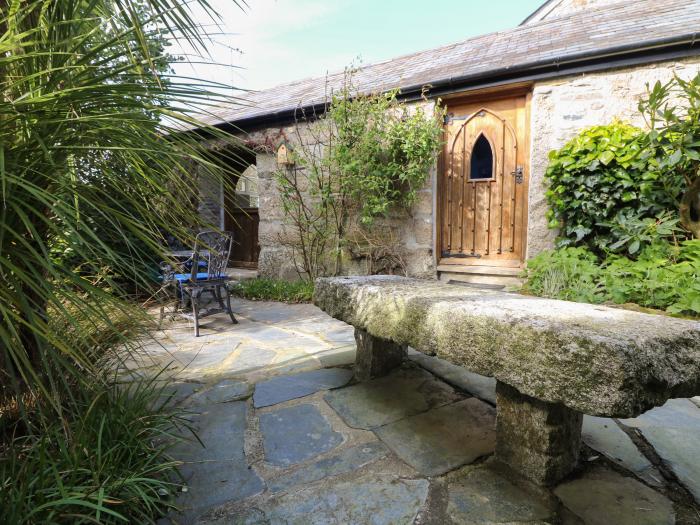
[194,35,698,136]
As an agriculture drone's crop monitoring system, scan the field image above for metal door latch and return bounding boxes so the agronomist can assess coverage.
[512,166,524,184]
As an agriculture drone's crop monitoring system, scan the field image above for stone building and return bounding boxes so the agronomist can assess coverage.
[190,0,700,284]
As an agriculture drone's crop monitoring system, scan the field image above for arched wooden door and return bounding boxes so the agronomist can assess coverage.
[439,94,530,266]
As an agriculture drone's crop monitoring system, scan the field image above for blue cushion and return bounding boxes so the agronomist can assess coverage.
[173,273,225,282]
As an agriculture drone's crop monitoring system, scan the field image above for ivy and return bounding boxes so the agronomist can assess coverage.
[544,122,685,255]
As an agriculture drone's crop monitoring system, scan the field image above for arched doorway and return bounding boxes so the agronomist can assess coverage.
[224,150,260,268]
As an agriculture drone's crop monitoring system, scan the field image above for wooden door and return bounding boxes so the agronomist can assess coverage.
[225,208,259,268]
[439,94,530,267]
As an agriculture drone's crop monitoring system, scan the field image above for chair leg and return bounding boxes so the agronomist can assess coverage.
[191,289,200,337]
[223,284,238,325]
[214,285,226,312]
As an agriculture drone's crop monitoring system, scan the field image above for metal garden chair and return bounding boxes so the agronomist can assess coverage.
[159,230,238,336]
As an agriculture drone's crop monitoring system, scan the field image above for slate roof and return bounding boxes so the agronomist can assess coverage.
[192,0,700,130]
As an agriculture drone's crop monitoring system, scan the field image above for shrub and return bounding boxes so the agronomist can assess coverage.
[523,241,700,317]
[544,122,684,254]
[230,278,314,303]
[521,247,607,304]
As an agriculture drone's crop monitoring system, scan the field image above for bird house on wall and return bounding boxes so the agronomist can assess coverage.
[276,143,293,167]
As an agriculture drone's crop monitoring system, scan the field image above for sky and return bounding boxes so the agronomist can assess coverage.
[172,0,545,92]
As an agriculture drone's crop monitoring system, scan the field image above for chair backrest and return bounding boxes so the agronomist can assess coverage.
[190,230,233,282]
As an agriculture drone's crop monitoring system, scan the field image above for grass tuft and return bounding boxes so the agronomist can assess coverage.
[231,278,314,303]
[0,376,188,524]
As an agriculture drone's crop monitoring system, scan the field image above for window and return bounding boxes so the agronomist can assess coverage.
[470,134,494,180]
[234,164,259,208]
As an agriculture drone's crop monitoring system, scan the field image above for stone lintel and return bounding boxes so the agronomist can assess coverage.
[354,328,407,381]
[495,381,583,486]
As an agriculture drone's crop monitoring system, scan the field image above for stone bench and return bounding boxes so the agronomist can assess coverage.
[313,275,700,486]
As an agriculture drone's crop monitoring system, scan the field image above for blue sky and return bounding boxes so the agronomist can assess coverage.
[173,0,545,91]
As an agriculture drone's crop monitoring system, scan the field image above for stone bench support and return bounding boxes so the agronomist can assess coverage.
[354,328,407,381]
[495,382,583,485]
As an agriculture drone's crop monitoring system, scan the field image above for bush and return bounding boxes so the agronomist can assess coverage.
[523,241,700,317]
[230,278,314,303]
[545,122,684,255]
[521,247,606,304]
[0,377,186,524]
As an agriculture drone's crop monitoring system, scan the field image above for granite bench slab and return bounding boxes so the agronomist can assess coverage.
[314,275,700,419]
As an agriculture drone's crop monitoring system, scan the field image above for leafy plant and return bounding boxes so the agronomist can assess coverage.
[0,374,189,524]
[601,210,682,255]
[1,1,243,522]
[544,122,684,254]
[639,72,700,237]
[276,72,443,280]
[521,247,607,304]
[230,278,315,303]
[523,242,700,317]
[329,86,443,224]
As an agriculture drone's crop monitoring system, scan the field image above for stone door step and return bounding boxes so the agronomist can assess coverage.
[437,264,523,287]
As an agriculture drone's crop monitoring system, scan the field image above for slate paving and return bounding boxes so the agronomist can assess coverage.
[446,465,555,523]
[621,398,700,502]
[253,368,353,408]
[554,466,676,525]
[259,403,343,467]
[324,365,462,429]
[375,398,496,476]
[582,415,663,487]
[135,297,700,524]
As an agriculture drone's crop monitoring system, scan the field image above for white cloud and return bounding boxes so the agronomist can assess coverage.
[171,0,354,91]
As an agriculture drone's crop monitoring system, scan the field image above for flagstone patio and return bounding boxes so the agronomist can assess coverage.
[135,298,700,525]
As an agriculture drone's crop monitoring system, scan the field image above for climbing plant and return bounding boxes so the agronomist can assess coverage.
[276,72,443,279]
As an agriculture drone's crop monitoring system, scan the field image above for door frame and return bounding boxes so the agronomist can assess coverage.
[436,84,533,269]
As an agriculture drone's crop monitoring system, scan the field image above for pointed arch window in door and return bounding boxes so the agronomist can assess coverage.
[470,134,494,180]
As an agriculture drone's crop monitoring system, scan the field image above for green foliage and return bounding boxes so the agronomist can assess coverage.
[230,278,315,303]
[1,1,243,522]
[521,247,606,304]
[544,122,684,254]
[0,377,187,524]
[329,88,443,224]
[523,241,700,317]
[639,72,700,186]
[276,72,443,279]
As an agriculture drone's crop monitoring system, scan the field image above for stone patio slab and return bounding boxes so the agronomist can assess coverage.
[259,403,343,466]
[187,379,251,405]
[171,402,264,521]
[375,398,496,476]
[622,398,700,502]
[408,349,497,404]
[253,368,353,408]
[213,473,429,525]
[582,415,662,486]
[447,465,554,523]
[324,366,461,430]
[268,441,389,493]
[554,466,675,525]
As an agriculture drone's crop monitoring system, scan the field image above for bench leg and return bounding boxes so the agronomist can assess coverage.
[495,381,582,486]
[353,328,406,381]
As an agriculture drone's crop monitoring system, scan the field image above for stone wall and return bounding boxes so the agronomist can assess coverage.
[526,57,700,258]
[253,102,438,281]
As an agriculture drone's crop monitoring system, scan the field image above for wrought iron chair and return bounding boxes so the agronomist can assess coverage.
[159,231,238,336]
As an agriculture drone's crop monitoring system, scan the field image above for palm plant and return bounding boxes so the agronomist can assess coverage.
[1,0,244,520]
